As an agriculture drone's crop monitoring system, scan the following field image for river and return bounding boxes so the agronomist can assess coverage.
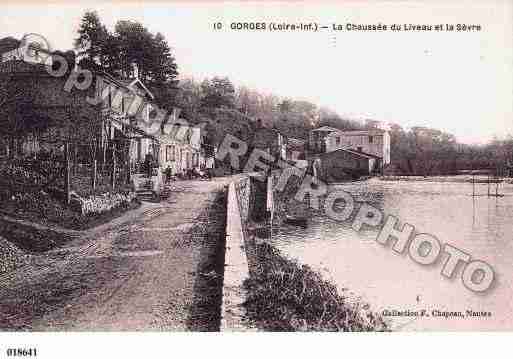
[270,177,513,331]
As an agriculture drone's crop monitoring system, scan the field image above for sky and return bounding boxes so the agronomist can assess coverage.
[1,0,512,144]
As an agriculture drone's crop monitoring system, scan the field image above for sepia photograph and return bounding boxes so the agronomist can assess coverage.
[0,0,512,357]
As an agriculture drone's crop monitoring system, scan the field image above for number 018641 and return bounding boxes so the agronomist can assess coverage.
[6,348,37,357]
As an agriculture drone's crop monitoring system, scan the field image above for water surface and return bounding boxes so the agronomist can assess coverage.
[270,178,513,331]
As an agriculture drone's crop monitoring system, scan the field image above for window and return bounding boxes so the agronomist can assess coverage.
[166,145,175,161]
[368,136,373,143]
[335,136,340,145]
[136,139,142,162]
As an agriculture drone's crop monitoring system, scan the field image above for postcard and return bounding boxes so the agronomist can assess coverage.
[0,0,512,357]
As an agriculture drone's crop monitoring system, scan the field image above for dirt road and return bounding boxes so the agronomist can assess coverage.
[0,179,229,331]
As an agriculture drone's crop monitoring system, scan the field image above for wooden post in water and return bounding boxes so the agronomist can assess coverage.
[495,165,499,197]
[472,171,475,197]
[487,170,491,197]
[471,151,476,197]
[64,141,71,204]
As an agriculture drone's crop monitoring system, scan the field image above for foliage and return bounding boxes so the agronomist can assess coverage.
[200,77,235,109]
[173,78,203,121]
[174,75,368,143]
[0,76,43,139]
[244,242,389,331]
[74,11,179,111]
[74,11,119,73]
[387,124,513,175]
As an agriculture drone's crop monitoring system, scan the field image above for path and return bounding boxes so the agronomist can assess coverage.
[0,179,229,331]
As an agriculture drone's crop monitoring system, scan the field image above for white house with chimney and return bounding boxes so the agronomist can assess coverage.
[309,126,390,165]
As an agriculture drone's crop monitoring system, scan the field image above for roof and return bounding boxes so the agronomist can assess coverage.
[288,137,305,146]
[0,37,20,55]
[0,58,49,74]
[119,78,154,100]
[326,129,387,137]
[322,147,382,160]
[311,126,342,133]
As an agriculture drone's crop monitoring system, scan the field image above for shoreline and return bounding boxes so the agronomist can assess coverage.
[379,175,510,184]
[242,240,389,332]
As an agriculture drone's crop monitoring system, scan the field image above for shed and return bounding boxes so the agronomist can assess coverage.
[318,148,382,181]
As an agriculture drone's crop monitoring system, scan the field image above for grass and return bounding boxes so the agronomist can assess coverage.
[243,241,389,332]
[186,190,227,331]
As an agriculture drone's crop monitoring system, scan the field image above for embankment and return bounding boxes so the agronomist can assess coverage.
[221,173,389,331]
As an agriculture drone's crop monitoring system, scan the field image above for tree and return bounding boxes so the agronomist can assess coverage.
[146,32,179,111]
[174,78,203,121]
[278,99,293,113]
[200,77,235,109]
[74,12,179,110]
[318,107,363,131]
[74,11,119,73]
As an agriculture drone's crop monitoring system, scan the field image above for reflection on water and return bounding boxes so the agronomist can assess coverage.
[270,178,513,331]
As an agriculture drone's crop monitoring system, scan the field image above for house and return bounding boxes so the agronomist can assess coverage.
[0,36,51,66]
[0,34,165,170]
[159,121,210,176]
[308,126,341,153]
[95,72,162,171]
[0,37,21,60]
[325,129,390,165]
[309,126,391,166]
[316,148,381,182]
[0,47,176,205]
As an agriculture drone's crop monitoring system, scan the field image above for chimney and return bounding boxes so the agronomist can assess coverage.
[132,63,139,79]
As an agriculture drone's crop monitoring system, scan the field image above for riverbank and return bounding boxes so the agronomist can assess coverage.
[223,173,388,331]
[380,175,508,183]
[243,240,388,331]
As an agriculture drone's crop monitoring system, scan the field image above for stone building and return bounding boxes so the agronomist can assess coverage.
[159,122,211,176]
[309,126,391,166]
[317,148,381,181]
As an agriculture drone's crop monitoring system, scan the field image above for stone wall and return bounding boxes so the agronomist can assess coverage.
[220,179,253,331]
[70,191,137,216]
[234,176,250,223]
